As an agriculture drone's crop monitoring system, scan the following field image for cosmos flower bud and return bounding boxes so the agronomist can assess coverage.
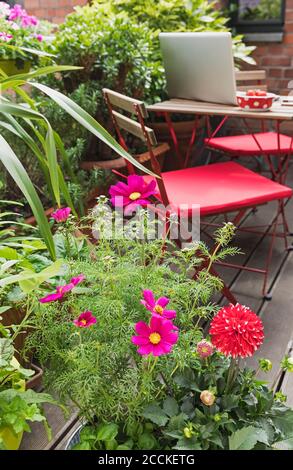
[183,427,193,439]
[274,391,287,403]
[258,358,272,372]
[200,390,216,407]
[281,356,293,372]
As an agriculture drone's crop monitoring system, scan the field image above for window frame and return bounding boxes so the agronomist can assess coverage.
[229,0,286,34]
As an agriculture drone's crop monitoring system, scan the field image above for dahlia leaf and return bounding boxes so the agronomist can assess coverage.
[273,436,293,450]
[142,404,168,427]
[271,409,293,437]
[174,437,202,450]
[163,397,179,417]
[229,426,269,450]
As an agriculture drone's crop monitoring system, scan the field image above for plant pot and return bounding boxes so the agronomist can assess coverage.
[26,363,43,391]
[0,59,31,76]
[2,307,32,367]
[65,423,85,450]
[0,358,26,450]
[0,426,24,450]
[151,119,205,171]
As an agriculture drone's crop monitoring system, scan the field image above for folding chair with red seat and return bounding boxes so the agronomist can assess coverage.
[204,70,293,185]
[103,88,293,300]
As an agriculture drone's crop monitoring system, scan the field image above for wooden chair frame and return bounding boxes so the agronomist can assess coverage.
[103,88,292,300]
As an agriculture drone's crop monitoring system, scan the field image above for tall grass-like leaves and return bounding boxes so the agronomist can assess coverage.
[0,102,61,205]
[32,82,157,177]
[0,65,82,90]
[0,135,56,260]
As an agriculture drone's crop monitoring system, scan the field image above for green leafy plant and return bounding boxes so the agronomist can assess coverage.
[27,0,255,182]
[0,3,52,67]
[240,0,282,21]
[0,301,63,450]
[140,353,293,450]
[0,55,156,258]
[26,201,239,427]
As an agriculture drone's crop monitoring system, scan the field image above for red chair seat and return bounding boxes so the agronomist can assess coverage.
[205,132,293,156]
[144,161,292,216]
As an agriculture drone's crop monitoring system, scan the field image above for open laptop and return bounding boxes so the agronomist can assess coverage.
[159,32,238,106]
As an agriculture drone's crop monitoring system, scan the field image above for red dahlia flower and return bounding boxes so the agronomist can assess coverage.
[209,303,264,358]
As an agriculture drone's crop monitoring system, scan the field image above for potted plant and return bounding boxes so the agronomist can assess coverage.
[0,200,68,370]
[0,310,62,450]
[0,3,51,75]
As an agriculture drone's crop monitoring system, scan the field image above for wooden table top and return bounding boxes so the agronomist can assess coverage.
[147,97,293,121]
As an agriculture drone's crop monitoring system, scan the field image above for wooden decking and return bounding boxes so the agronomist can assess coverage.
[21,162,293,450]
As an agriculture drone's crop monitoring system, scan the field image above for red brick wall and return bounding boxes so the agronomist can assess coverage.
[23,0,87,24]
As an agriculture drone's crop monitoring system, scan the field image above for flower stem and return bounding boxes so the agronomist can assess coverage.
[225,357,238,393]
[149,355,158,375]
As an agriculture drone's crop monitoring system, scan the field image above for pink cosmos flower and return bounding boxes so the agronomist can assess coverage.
[21,14,38,27]
[0,31,13,41]
[131,316,178,356]
[141,289,176,320]
[8,4,24,21]
[39,274,85,303]
[109,175,157,215]
[51,207,71,223]
[73,311,97,328]
[196,339,214,358]
[71,274,86,286]
[34,33,43,41]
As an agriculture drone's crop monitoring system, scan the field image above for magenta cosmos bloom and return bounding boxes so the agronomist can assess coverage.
[132,316,178,356]
[51,207,71,223]
[109,175,157,215]
[73,311,97,328]
[8,4,24,20]
[39,274,85,303]
[34,33,43,41]
[141,289,176,320]
[21,14,38,27]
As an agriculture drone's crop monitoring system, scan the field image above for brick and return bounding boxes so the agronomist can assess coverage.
[284,68,293,78]
[285,23,293,32]
[52,16,66,24]
[285,11,293,22]
[284,33,293,44]
[268,68,284,78]
[265,45,284,55]
[261,57,291,66]
[72,0,87,5]
[29,8,48,18]
[253,45,269,56]
[24,0,40,8]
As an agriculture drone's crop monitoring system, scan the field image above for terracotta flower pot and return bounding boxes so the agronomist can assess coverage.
[0,59,31,76]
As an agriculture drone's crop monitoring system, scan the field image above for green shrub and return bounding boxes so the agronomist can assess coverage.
[33,0,255,174]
